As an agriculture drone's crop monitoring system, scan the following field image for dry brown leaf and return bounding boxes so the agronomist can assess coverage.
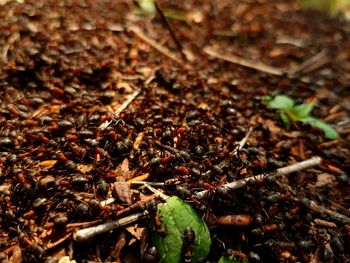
[52,247,67,260]
[38,160,57,169]
[113,181,132,205]
[315,173,335,187]
[197,102,209,111]
[269,47,286,57]
[127,173,150,185]
[9,245,22,263]
[115,159,136,181]
[186,9,204,23]
[133,132,144,151]
[116,81,133,93]
[126,224,144,241]
[58,256,77,263]
[321,163,344,174]
[110,231,127,261]
[263,119,281,135]
[50,105,61,113]
[76,164,93,174]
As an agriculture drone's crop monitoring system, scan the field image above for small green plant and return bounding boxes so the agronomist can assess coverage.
[263,95,339,139]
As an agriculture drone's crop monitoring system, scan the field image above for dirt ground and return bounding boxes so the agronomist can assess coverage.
[0,0,349,262]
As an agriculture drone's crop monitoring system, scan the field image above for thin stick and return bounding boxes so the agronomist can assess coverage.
[66,219,103,229]
[129,25,182,64]
[130,181,166,186]
[234,127,253,155]
[100,197,116,206]
[143,183,169,201]
[115,194,158,217]
[99,88,141,130]
[98,194,158,218]
[154,0,186,61]
[287,50,329,76]
[305,199,350,225]
[46,232,72,250]
[204,47,284,76]
[215,127,253,171]
[74,211,148,242]
[154,140,179,153]
[99,190,158,208]
[194,156,322,200]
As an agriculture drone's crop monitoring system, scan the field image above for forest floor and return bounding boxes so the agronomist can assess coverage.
[0,0,350,262]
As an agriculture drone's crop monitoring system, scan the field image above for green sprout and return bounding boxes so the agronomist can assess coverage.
[263,95,339,139]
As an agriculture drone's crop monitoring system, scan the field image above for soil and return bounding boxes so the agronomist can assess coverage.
[0,0,350,262]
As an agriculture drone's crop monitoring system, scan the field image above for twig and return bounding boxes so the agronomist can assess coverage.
[99,88,141,130]
[204,46,284,76]
[100,197,116,206]
[313,218,337,228]
[154,140,179,153]
[115,194,158,217]
[66,219,103,229]
[234,127,253,155]
[215,127,253,171]
[74,211,149,242]
[130,181,166,186]
[303,198,350,225]
[154,0,186,61]
[46,232,72,250]
[143,183,169,201]
[287,50,329,76]
[194,156,322,200]
[129,25,182,64]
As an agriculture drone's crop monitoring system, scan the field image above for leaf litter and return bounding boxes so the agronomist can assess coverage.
[0,0,349,262]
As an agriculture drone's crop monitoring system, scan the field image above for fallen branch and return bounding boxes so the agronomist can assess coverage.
[204,46,284,76]
[194,156,322,200]
[74,211,149,242]
[129,25,182,64]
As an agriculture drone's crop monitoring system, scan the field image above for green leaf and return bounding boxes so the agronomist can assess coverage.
[278,110,291,129]
[266,95,295,110]
[218,255,249,263]
[136,0,156,14]
[163,9,188,21]
[299,0,350,16]
[290,103,314,119]
[261,95,272,102]
[301,117,339,139]
[153,196,211,263]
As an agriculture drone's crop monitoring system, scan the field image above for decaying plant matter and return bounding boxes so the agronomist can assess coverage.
[0,0,349,262]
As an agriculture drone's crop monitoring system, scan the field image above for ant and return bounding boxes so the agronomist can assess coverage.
[154,214,167,237]
[182,227,196,263]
